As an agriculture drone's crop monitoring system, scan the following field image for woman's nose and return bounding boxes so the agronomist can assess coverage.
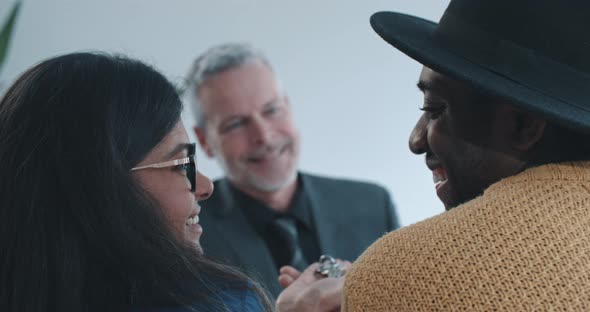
[195,170,214,201]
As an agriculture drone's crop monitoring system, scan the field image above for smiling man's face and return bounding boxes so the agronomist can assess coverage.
[195,61,299,193]
[409,67,525,210]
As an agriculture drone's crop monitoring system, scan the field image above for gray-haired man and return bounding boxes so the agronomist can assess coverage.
[184,43,399,297]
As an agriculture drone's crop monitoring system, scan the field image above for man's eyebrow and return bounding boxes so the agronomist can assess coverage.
[417,78,450,94]
[263,96,281,109]
[217,97,282,126]
[219,114,245,126]
[417,80,428,92]
[165,143,191,159]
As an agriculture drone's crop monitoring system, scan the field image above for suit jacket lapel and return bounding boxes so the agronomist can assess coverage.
[302,174,354,260]
[209,179,281,295]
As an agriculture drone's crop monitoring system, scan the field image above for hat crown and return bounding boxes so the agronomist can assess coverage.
[438,0,590,73]
[369,1,590,132]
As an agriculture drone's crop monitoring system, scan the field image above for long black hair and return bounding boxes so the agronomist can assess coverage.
[0,52,271,311]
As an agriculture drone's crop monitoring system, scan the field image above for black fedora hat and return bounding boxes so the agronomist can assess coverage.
[371,0,590,132]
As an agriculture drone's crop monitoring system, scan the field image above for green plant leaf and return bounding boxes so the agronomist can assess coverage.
[0,1,22,74]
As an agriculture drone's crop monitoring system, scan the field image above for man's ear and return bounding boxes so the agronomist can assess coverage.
[194,126,214,158]
[500,105,547,153]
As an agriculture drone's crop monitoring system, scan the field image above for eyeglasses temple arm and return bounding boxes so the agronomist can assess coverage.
[130,157,190,171]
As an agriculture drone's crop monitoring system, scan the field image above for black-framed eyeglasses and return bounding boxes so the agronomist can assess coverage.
[130,143,197,192]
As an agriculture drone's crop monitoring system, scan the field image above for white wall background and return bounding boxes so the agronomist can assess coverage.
[1,0,450,226]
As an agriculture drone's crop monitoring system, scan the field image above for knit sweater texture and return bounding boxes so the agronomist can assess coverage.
[343,161,590,311]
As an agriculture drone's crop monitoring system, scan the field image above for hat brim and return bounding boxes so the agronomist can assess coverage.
[371,11,590,132]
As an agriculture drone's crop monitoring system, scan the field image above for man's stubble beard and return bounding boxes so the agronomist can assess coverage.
[243,165,298,192]
[216,145,299,193]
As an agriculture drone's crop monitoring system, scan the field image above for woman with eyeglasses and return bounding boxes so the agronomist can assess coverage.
[0,52,272,311]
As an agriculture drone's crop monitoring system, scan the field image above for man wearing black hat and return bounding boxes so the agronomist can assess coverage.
[274,0,590,311]
[340,0,590,310]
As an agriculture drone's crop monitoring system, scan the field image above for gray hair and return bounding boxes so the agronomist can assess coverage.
[182,43,274,127]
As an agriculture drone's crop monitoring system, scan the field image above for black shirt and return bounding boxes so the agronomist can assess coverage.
[231,177,321,270]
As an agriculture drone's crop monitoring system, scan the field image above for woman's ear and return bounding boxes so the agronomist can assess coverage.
[499,105,547,153]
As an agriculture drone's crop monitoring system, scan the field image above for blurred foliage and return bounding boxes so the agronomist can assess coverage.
[0,1,22,74]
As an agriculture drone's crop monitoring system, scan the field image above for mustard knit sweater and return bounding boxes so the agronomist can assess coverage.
[343,162,590,311]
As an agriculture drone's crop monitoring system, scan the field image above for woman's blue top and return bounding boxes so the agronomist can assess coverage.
[130,281,265,312]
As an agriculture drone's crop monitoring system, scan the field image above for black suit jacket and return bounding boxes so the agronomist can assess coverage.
[199,172,399,298]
